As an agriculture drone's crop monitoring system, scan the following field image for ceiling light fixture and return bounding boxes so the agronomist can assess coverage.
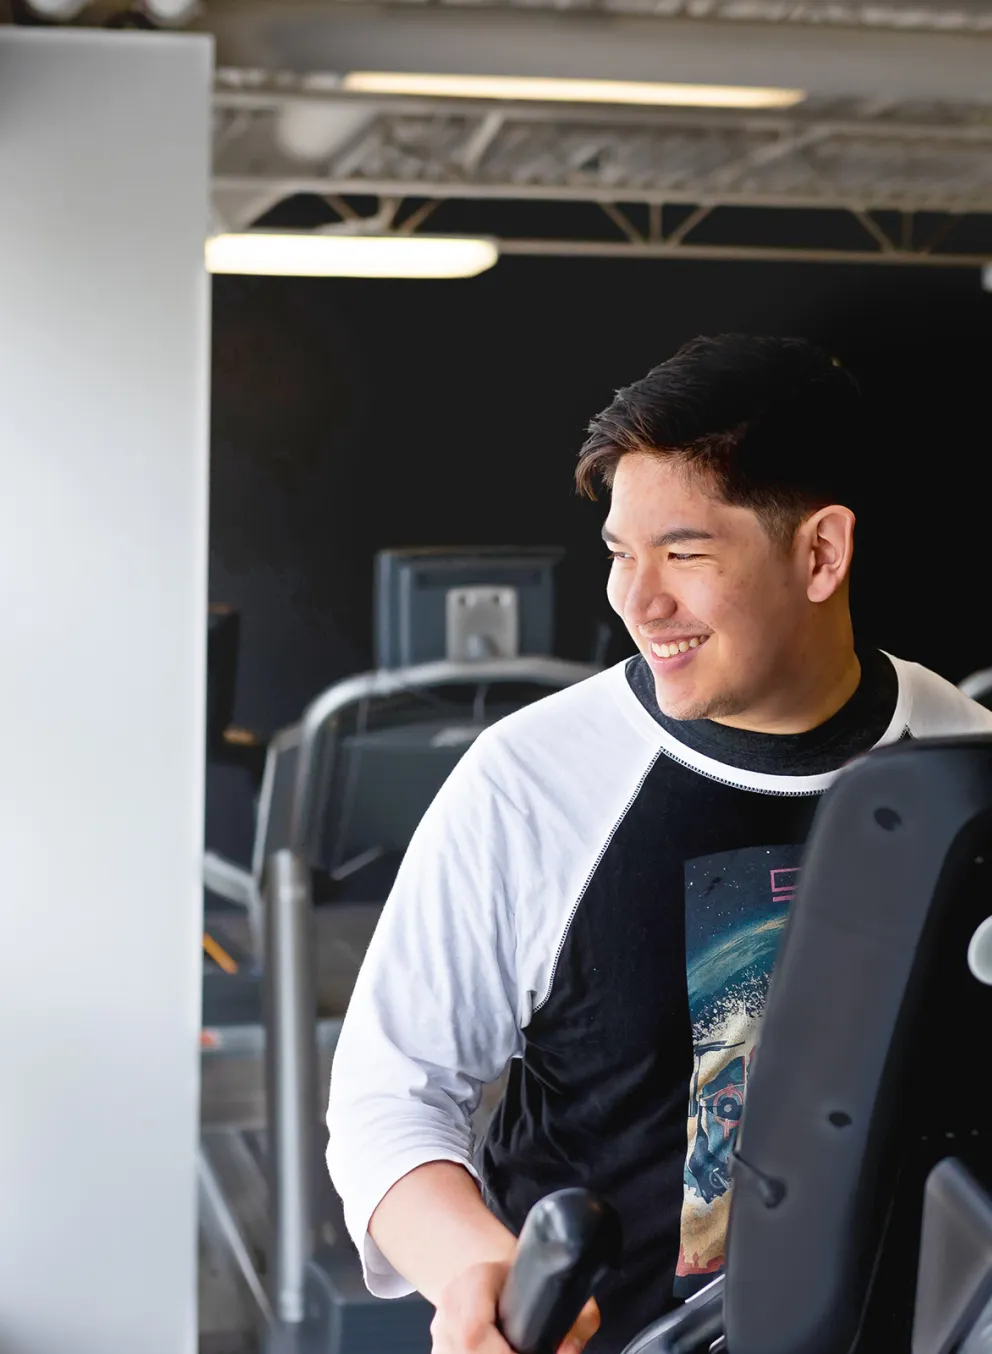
[341,72,805,110]
[205,232,499,280]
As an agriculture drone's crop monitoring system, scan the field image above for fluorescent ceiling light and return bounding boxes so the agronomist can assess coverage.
[342,72,805,110]
[205,232,499,279]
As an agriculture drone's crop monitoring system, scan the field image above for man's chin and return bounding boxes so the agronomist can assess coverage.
[653,682,740,724]
[656,697,712,722]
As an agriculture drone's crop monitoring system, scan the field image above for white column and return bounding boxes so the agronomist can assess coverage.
[0,30,212,1354]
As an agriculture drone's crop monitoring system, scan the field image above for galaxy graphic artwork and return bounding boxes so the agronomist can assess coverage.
[674,844,803,1297]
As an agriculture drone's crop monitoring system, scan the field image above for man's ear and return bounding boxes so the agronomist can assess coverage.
[802,505,856,604]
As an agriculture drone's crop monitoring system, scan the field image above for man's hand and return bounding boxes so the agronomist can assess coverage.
[366,1164,600,1352]
[430,1258,601,1354]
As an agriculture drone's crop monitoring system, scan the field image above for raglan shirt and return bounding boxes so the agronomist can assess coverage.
[326,652,992,1354]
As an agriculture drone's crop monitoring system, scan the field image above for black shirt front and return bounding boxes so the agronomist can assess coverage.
[481,652,900,1353]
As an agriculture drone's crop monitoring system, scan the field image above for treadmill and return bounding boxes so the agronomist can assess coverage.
[198,655,600,1353]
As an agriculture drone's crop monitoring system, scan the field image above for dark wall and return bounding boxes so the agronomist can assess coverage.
[207,255,992,859]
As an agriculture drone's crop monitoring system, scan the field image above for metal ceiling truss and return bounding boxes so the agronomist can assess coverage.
[9,0,992,263]
[213,78,992,264]
[324,1,992,31]
[10,0,992,30]
[493,210,992,266]
[244,189,992,267]
[520,1,992,25]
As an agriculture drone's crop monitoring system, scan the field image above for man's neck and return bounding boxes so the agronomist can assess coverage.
[711,646,862,736]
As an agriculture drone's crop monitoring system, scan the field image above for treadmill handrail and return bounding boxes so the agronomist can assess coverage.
[287,657,600,857]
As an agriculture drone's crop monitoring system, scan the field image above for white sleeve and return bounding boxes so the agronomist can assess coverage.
[325,731,527,1298]
[899,659,992,737]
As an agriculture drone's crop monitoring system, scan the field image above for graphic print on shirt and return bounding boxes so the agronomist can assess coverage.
[674,844,803,1297]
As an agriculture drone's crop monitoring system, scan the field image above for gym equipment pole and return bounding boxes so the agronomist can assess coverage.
[264,848,318,1325]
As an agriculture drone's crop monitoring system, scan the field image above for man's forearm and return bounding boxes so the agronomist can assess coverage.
[369,1160,517,1305]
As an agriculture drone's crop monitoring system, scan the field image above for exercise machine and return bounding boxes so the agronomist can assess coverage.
[498,735,992,1354]
[200,655,599,1353]
[199,653,600,1352]
[199,546,600,1350]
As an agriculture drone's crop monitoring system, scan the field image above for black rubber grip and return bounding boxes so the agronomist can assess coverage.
[498,1188,622,1354]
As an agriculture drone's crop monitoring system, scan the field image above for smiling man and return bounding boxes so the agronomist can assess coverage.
[327,335,992,1354]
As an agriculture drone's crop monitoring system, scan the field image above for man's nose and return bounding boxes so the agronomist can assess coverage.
[626,571,677,627]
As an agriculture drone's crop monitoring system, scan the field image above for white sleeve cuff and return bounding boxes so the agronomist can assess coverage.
[332,1144,482,1299]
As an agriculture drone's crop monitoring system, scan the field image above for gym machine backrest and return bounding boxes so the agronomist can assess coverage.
[496,736,992,1354]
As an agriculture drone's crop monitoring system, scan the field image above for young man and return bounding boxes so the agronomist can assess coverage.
[327,335,992,1354]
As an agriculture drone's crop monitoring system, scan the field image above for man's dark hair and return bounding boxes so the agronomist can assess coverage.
[576,334,863,545]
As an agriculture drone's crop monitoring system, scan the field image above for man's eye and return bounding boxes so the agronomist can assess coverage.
[607,550,632,561]
[669,552,702,561]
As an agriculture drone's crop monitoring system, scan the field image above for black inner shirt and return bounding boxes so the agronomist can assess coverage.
[627,647,899,775]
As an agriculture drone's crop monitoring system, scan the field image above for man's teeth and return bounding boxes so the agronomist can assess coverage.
[650,636,707,659]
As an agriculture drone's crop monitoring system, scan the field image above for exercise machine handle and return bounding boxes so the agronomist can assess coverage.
[498,1188,622,1354]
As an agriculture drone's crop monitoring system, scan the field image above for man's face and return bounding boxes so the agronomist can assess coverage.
[604,453,814,725]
